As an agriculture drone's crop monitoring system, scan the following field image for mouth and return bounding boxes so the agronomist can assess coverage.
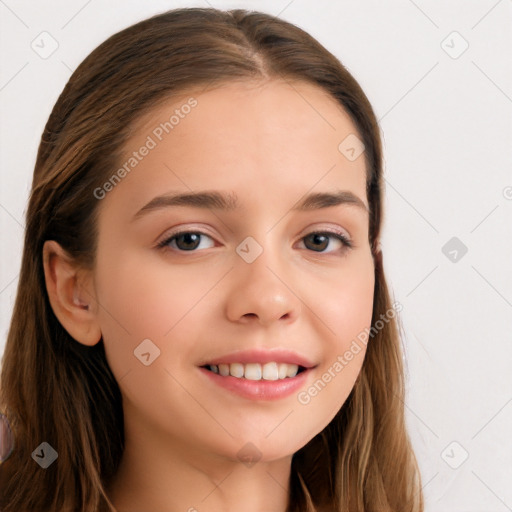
[197,348,317,400]
[201,362,308,381]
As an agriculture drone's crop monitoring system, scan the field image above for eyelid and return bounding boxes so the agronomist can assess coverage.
[156,223,352,242]
[157,224,354,254]
[156,225,216,249]
[300,224,351,241]
[156,223,215,243]
[300,228,353,251]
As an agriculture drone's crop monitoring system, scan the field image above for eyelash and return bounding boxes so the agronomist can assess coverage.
[157,228,353,254]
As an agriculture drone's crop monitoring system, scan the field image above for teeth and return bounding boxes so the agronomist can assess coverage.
[244,363,262,380]
[206,362,301,380]
[262,362,279,381]
[218,364,230,377]
[229,363,244,378]
[286,364,299,378]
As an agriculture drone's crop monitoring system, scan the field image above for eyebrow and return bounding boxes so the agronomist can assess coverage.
[132,189,368,222]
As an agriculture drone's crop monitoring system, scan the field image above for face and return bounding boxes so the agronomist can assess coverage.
[91,79,375,464]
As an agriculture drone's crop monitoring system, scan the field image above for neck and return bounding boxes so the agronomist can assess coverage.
[106,417,292,512]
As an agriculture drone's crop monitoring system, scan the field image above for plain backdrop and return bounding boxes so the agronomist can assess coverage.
[1,1,511,510]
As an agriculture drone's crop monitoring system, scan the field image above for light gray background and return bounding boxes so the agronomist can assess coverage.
[1,1,511,510]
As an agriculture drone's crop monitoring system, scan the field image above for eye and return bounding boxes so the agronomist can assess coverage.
[299,230,352,254]
[157,231,215,251]
[158,229,352,254]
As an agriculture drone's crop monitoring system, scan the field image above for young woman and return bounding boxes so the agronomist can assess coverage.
[0,7,423,511]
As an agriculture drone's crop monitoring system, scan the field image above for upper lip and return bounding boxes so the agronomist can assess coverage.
[199,348,316,369]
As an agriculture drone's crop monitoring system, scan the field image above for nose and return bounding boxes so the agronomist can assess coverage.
[224,241,302,327]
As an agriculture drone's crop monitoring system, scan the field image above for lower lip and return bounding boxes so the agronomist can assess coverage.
[198,366,312,401]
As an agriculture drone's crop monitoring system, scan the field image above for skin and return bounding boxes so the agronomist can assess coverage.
[43,79,375,511]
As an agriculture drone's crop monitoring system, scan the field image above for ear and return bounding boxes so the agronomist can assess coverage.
[42,240,102,346]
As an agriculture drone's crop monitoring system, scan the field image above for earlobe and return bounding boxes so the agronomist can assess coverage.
[42,240,102,346]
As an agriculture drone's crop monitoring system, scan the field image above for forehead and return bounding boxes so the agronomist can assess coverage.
[131,78,357,135]
[101,79,368,217]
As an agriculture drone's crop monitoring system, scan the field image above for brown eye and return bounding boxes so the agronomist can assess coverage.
[173,233,201,251]
[301,231,352,253]
[158,231,215,251]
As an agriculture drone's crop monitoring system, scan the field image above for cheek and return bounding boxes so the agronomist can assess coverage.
[299,253,374,417]
[93,251,224,383]
[92,256,206,423]
[95,251,216,337]
[322,251,375,346]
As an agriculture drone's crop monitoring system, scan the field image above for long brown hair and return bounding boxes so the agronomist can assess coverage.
[0,7,423,511]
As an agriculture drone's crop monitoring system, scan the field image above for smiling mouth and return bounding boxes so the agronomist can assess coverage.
[201,362,307,381]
